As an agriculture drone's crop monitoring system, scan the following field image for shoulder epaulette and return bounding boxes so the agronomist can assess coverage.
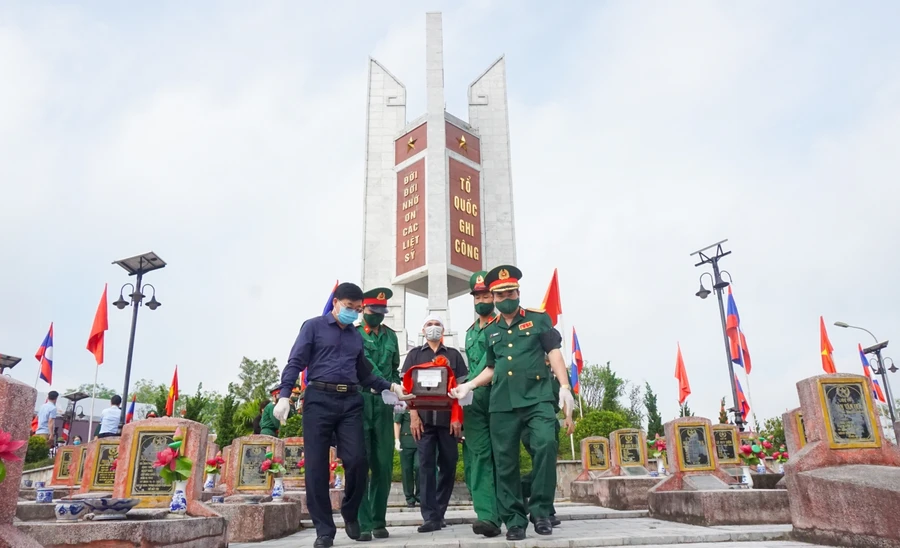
[525,308,547,314]
[467,320,477,331]
[488,315,501,324]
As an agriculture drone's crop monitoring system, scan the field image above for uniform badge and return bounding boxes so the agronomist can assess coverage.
[476,275,484,284]
[489,332,500,338]
[519,321,534,330]
[499,269,510,280]
[377,292,386,300]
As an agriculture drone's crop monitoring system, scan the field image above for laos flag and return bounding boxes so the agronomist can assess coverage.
[35,323,54,385]
[725,287,752,374]
[125,394,137,424]
[860,344,887,403]
[570,328,584,394]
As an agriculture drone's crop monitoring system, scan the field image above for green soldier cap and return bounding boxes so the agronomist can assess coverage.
[469,271,489,295]
[484,265,522,293]
[362,287,393,314]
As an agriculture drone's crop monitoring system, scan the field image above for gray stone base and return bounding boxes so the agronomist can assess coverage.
[595,476,663,510]
[648,489,791,526]
[569,480,595,503]
[214,501,304,543]
[15,515,227,548]
[15,501,57,522]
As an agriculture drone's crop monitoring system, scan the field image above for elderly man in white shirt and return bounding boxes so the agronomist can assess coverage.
[97,395,122,438]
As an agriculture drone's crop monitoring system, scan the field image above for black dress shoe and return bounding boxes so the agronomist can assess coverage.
[472,520,501,537]
[441,520,447,528]
[551,514,561,527]
[407,502,416,508]
[345,521,361,540]
[313,537,333,548]
[506,526,526,540]
[417,521,441,533]
[373,528,389,539]
[534,518,552,535]
[356,532,372,542]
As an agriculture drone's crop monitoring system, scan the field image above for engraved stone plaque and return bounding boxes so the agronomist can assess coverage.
[283,443,304,479]
[685,474,729,491]
[819,379,881,449]
[130,431,175,496]
[797,412,807,447]
[676,424,715,472]
[91,442,120,491]
[238,443,271,488]
[77,448,87,483]
[616,432,644,466]
[56,448,75,480]
[622,465,649,476]
[712,428,739,465]
[587,440,609,471]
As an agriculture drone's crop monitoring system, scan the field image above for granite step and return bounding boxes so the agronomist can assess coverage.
[302,504,648,528]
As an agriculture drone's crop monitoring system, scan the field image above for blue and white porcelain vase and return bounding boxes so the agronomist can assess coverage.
[204,473,217,490]
[778,462,785,474]
[36,487,54,504]
[333,474,343,489]
[756,463,766,474]
[55,500,87,522]
[169,480,187,515]
[741,465,753,488]
[271,477,284,502]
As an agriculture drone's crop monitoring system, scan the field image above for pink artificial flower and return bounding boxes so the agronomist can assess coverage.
[297,459,305,468]
[110,459,118,471]
[154,448,178,471]
[0,430,26,463]
[772,452,781,460]
[762,441,773,450]
[261,459,272,472]
[330,462,337,472]
[740,445,752,455]
[782,452,789,460]
[273,457,284,465]
[206,458,218,467]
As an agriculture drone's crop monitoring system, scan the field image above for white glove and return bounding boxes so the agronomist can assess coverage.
[395,439,401,452]
[558,386,576,417]
[273,397,292,424]
[393,401,408,413]
[391,383,416,401]
[450,381,474,401]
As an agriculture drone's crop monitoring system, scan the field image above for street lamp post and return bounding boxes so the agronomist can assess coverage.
[112,252,166,428]
[0,354,22,375]
[691,239,745,432]
[834,321,896,422]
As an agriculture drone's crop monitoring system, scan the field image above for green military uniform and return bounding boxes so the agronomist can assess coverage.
[483,265,562,533]
[462,271,500,530]
[357,288,401,538]
[522,360,559,522]
[395,411,419,505]
[260,388,284,436]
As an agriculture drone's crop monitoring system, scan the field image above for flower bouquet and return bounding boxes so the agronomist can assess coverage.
[261,452,287,501]
[0,428,26,485]
[647,434,667,475]
[771,445,789,473]
[204,452,225,490]
[153,428,193,514]
[330,459,344,489]
[738,440,768,487]
[296,458,305,475]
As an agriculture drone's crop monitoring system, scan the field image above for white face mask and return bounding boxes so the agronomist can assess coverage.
[424,325,443,342]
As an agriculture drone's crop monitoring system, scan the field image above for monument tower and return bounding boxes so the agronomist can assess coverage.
[361,12,517,348]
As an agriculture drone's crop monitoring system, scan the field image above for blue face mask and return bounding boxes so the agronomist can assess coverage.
[337,305,359,325]
[73,440,81,445]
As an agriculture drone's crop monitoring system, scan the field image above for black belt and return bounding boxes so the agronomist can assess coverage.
[309,381,358,393]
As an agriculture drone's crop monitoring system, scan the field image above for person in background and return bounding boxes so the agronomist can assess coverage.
[252,400,268,435]
[72,435,83,446]
[259,387,282,436]
[402,314,467,533]
[394,409,419,508]
[35,391,59,441]
[98,395,122,438]
[145,411,158,419]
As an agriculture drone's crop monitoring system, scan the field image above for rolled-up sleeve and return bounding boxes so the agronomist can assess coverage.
[357,349,392,392]
[279,320,314,398]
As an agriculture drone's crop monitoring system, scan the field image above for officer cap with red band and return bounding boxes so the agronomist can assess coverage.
[484,265,523,293]
[362,287,393,314]
[469,271,489,295]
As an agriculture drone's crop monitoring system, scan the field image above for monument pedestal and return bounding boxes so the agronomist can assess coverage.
[78,437,119,494]
[0,376,42,548]
[785,374,900,548]
[214,500,304,543]
[595,476,663,510]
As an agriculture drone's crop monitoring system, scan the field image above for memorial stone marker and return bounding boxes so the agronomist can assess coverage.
[653,417,736,491]
[711,425,740,465]
[282,437,304,489]
[608,428,648,476]
[818,377,881,449]
[783,407,807,456]
[79,437,120,493]
[50,445,85,487]
[575,436,609,481]
[674,421,715,472]
[224,435,284,496]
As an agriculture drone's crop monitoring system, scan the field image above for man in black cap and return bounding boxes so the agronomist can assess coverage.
[273,282,413,548]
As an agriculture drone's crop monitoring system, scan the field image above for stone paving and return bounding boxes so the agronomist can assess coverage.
[232,515,826,548]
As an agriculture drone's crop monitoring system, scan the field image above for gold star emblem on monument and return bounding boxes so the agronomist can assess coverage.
[457,134,467,152]
[407,137,417,152]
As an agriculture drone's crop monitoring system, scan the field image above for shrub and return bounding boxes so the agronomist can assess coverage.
[279,414,303,439]
[25,436,49,464]
[558,410,631,458]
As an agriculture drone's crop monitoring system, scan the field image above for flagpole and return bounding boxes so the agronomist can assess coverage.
[87,365,99,442]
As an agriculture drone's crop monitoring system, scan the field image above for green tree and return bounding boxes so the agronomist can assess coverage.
[280,414,303,438]
[181,383,217,425]
[599,364,625,412]
[759,416,785,447]
[558,410,631,457]
[679,402,693,417]
[228,357,279,403]
[644,382,664,437]
[64,383,118,400]
[25,436,49,464]
[214,394,241,447]
[718,397,729,424]
[153,386,169,417]
[624,382,643,429]
[131,378,167,405]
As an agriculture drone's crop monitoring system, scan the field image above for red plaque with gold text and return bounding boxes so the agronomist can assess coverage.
[395,123,427,166]
[448,159,482,272]
[396,159,426,276]
[445,121,481,164]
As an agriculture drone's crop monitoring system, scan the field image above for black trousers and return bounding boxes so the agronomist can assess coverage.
[303,386,366,539]
[417,423,458,523]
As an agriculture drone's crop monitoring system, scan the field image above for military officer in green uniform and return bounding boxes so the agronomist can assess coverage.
[451,265,575,540]
[356,288,401,541]
[394,410,419,507]
[462,271,501,537]
[259,387,282,436]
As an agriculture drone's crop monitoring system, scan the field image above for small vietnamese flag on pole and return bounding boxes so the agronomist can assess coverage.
[86,284,109,366]
[674,343,691,405]
[125,394,136,424]
[540,268,562,327]
[820,316,837,374]
[165,365,179,417]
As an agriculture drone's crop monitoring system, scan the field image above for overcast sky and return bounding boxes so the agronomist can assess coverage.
[2,1,899,428]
